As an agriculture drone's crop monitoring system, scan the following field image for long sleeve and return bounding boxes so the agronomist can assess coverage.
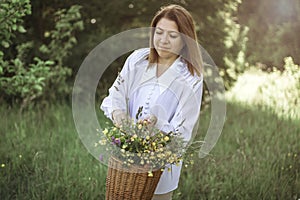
[100,49,150,120]
[154,75,203,142]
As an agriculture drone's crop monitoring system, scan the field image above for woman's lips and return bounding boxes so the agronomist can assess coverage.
[157,47,170,51]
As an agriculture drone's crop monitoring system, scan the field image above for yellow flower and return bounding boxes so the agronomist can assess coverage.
[152,142,156,146]
[99,139,107,145]
[138,124,143,129]
[102,128,108,135]
[131,134,138,141]
[150,156,155,160]
[1,164,5,168]
[148,171,153,177]
[146,136,150,140]
[164,136,169,142]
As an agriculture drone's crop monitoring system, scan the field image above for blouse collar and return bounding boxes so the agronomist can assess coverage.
[139,56,184,93]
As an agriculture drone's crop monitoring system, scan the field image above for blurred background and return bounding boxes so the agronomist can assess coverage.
[0,0,299,199]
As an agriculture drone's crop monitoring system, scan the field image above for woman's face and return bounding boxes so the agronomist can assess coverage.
[153,18,184,61]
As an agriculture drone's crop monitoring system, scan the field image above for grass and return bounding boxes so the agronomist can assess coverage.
[0,104,107,199]
[0,100,299,200]
[177,102,299,200]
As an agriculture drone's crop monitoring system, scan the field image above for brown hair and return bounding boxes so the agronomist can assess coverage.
[149,4,203,76]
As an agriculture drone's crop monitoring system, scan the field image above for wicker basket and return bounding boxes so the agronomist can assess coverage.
[105,156,163,200]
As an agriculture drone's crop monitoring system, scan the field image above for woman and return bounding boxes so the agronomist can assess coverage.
[101,4,203,200]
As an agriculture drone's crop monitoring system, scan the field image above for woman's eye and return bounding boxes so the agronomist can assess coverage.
[170,34,179,39]
[155,30,163,35]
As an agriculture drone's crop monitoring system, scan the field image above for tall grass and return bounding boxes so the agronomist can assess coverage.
[0,104,107,199]
[177,102,299,200]
[0,101,298,199]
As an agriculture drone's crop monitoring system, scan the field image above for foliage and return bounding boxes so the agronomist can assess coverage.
[39,5,84,66]
[0,2,84,107]
[256,57,300,119]
[227,56,300,120]
[238,0,300,68]
[38,5,84,100]
[186,0,248,88]
[37,0,248,90]
[0,54,54,110]
[1,0,249,105]
[222,3,249,85]
[0,0,31,48]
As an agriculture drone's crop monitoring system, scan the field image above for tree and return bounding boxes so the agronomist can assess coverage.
[238,0,300,68]
[0,0,84,109]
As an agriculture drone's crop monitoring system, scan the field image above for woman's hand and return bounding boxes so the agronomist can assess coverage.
[144,114,157,127]
[112,110,130,127]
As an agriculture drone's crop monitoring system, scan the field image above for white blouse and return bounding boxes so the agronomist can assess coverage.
[101,48,203,194]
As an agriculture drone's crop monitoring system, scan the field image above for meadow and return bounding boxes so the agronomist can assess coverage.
[0,69,299,199]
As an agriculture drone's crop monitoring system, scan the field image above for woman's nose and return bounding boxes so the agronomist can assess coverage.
[160,33,169,44]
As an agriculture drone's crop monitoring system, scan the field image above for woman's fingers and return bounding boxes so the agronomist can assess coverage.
[112,110,130,126]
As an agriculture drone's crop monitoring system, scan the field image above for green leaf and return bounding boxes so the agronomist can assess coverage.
[1,41,10,48]
[12,24,17,31]
[45,60,55,65]
[18,26,26,33]
[39,45,49,54]
[37,77,46,82]
[34,85,43,91]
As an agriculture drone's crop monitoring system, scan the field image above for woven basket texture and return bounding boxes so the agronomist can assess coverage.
[105,156,163,200]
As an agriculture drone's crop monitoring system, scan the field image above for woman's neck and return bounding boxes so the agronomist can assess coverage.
[157,56,178,67]
[156,56,178,77]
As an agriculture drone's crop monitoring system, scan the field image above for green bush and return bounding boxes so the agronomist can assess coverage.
[256,57,300,119]
[0,1,83,109]
[238,0,300,68]
[227,56,300,120]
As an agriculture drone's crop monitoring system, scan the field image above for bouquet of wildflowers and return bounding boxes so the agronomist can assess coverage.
[96,111,193,176]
